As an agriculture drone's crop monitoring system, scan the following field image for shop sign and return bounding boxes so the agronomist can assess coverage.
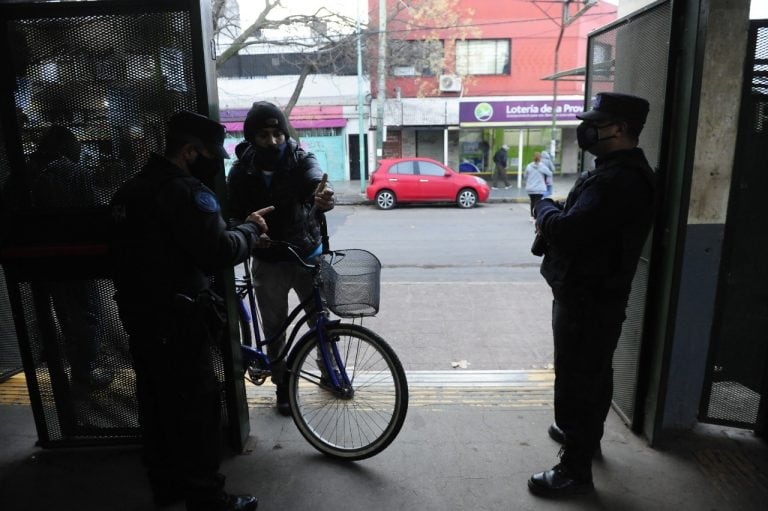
[460,99,584,123]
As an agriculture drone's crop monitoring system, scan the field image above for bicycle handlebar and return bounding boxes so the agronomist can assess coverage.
[254,238,317,270]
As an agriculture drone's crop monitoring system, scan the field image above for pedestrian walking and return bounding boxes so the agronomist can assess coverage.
[528,92,656,498]
[492,144,510,189]
[524,152,552,220]
[540,150,556,197]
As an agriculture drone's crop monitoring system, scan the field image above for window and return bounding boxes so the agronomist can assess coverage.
[390,40,444,76]
[455,39,510,75]
[390,161,415,175]
[417,161,445,177]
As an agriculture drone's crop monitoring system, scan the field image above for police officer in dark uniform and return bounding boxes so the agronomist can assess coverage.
[110,111,272,511]
[528,93,656,497]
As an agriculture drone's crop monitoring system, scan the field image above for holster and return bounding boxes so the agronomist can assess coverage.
[173,289,228,345]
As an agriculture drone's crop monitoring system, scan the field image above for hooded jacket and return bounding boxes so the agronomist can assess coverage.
[225,138,327,261]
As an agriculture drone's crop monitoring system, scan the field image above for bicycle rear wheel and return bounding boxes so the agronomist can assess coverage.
[286,323,408,460]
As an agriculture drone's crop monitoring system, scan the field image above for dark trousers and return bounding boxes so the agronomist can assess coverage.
[121,306,223,503]
[551,295,626,477]
[528,194,543,217]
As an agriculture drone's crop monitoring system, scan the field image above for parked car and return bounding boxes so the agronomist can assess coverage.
[366,157,490,210]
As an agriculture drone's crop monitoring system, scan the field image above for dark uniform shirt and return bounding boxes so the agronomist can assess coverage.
[535,148,655,303]
[110,153,262,311]
[226,139,325,261]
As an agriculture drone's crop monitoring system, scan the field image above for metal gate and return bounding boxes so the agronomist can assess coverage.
[0,0,246,447]
[583,1,672,426]
[699,21,768,434]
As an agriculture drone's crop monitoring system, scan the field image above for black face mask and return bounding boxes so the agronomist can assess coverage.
[188,155,220,181]
[253,141,287,169]
[576,122,617,152]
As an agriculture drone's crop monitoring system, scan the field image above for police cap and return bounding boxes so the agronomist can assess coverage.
[167,111,229,159]
[577,92,649,132]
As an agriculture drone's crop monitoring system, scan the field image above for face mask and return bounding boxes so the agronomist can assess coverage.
[253,141,287,168]
[576,122,617,152]
[188,154,220,180]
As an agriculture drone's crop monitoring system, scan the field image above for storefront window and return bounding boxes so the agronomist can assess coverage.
[458,127,562,175]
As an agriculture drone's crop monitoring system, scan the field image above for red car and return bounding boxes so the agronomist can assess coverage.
[366,157,490,210]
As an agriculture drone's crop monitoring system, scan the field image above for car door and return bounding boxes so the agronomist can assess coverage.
[386,160,419,200]
[415,160,454,201]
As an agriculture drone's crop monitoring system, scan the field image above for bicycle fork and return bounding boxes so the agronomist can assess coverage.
[314,316,354,399]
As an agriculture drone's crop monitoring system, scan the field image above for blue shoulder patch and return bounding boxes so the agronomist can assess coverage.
[194,191,220,213]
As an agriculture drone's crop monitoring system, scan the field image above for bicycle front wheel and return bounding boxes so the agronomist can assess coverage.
[286,323,408,460]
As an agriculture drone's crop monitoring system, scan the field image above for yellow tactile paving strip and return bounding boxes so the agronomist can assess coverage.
[1,369,554,409]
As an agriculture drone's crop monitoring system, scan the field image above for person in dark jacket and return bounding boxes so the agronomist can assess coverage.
[110,111,271,511]
[492,144,510,189]
[226,101,334,415]
[528,92,656,498]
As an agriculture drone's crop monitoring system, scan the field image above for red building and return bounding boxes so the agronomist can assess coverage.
[368,0,617,179]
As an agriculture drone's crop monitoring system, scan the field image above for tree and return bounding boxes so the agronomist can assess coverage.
[211,0,478,116]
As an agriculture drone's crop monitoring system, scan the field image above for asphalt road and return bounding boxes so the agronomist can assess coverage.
[326,202,543,282]
[322,202,555,372]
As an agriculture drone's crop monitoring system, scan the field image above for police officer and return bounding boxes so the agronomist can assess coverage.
[528,92,656,497]
[110,111,271,511]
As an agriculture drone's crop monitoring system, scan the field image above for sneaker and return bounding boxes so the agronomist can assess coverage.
[491,186,498,190]
[505,186,511,189]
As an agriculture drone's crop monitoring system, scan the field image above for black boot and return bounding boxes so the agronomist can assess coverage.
[275,385,291,417]
[528,464,594,497]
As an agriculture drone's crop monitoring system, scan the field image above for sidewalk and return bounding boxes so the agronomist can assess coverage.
[333,173,579,205]
[1,393,767,511]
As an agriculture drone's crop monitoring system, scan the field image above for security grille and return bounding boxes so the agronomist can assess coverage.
[584,1,672,425]
[699,22,768,431]
[0,266,22,382]
[0,1,233,446]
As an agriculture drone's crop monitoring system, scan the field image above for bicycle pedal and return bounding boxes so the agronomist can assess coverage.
[247,367,271,385]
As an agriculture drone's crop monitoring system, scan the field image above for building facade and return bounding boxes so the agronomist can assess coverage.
[369,0,617,183]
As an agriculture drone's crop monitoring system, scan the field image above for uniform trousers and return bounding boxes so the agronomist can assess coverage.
[121,306,223,504]
[551,293,627,477]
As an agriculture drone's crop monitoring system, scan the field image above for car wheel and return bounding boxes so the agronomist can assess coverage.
[457,188,478,209]
[375,190,397,210]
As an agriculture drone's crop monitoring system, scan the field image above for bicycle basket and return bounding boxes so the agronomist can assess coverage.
[320,249,381,317]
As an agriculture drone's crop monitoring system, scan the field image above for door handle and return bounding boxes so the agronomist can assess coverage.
[419,179,429,182]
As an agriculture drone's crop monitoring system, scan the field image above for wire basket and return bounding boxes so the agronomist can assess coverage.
[320,249,381,317]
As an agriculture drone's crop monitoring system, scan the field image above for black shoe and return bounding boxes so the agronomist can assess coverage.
[187,493,258,511]
[275,385,291,417]
[548,423,566,444]
[528,464,594,498]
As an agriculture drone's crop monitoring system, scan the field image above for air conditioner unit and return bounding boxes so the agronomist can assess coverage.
[439,74,462,92]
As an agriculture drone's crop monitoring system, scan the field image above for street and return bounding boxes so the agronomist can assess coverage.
[322,202,554,372]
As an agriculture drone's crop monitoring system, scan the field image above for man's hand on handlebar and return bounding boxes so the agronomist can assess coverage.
[245,205,275,234]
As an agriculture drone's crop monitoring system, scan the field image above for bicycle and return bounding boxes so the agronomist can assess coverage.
[235,240,408,461]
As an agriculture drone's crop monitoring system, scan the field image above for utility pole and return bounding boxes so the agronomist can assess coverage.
[376,0,387,161]
[356,0,366,193]
[549,0,596,160]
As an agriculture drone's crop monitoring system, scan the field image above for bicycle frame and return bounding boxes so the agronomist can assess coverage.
[238,253,353,394]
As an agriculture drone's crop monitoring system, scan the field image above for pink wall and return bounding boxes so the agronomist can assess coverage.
[369,0,617,98]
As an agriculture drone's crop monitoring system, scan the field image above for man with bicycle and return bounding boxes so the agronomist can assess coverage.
[226,101,335,416]
[110,111,271,511]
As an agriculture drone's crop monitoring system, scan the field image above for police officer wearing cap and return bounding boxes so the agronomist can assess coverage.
[225,101,334,416]
[528,92,656,497]
[110,111,271,511]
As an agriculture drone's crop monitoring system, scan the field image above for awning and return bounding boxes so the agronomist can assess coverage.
[542,60,615,81]
[222,118,347,133]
